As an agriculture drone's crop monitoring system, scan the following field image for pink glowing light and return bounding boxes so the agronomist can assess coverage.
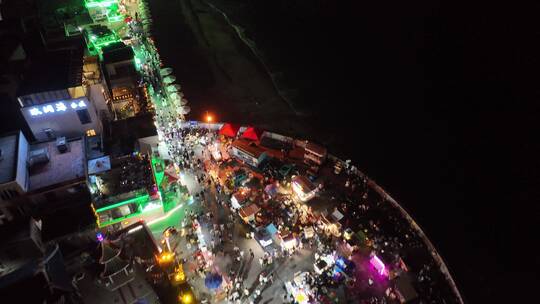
[370,255,388,277]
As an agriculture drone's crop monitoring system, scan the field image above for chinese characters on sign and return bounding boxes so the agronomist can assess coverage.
[28,100,87,116]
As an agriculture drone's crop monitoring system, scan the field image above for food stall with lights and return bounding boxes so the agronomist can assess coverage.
[314,253,335,275]
[291,175,317,202]
[280,232,298,253]
[303,226,315,239]
[331,256,356,282]
[238,203,261,226]
[285,271,314,304]
[230,187,250,210]
[318,209,344,238]
[370,254,389,278]
[208,142,222,161]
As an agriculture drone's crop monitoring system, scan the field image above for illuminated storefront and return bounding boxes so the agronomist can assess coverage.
[285,272,313,304]
[21,98,101,141]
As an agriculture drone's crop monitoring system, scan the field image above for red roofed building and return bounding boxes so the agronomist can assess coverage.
[219,123,240,137]
[241,127,264,141]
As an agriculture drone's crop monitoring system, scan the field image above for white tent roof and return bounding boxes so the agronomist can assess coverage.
[331,209,344,221]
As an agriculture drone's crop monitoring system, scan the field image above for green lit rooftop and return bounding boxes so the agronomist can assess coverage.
[84,0,119,8]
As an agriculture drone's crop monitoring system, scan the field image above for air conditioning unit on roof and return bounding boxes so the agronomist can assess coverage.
[56,137,68,153]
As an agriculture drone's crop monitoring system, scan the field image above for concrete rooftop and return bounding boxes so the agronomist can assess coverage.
[28,138,85,191]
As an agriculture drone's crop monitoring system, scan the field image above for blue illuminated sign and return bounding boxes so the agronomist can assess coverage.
[28,100,87,117]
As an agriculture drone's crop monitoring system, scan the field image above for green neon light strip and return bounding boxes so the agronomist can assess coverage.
[108,15,124,22]
[98,210,142,227]
[95,194,150,213]
[85,0,118,8]
[147,197,192,227]
[99,197,191,228]
[152,157,165,187]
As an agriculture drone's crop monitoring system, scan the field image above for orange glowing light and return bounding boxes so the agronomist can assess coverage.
[205,111,214,122]
[158,252,174,264]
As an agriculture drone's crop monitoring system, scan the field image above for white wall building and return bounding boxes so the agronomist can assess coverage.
[21,97,101,141]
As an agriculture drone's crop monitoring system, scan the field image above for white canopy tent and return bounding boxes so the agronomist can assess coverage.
[160,67,173,76]
[167,84,181,92]
[163,75,176,84]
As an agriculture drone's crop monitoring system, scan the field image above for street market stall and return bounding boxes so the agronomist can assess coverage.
[239,203,261,225]
[285,272,314,304]
[292,175,318,202]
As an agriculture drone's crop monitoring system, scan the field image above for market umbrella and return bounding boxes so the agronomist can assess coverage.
[167,85,180,93]
[160,67,173,76]
[167,84,182,92]
[169,92,182,100]
[163,75,176,84]
[204,273,223,290]
[179,106,190,115]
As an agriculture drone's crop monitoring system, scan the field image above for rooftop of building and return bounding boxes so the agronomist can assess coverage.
[102,42,134,64]
[292,175,316,192]
[38,0,92,29]
[0,132,19,184]
[91,154,153,206]
[232,139,267,158]
[28,137,85,191]
[104,113,157,157]
[17,48,84,97]
[0,217,41,280]
[0,242,71,302]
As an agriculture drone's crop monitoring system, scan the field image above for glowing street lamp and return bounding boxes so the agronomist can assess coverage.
[205,111,213,123]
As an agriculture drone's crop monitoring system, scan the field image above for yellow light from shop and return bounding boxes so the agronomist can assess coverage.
[180,293,192,303]
[174,271,185,282]
[159,252,174,263]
